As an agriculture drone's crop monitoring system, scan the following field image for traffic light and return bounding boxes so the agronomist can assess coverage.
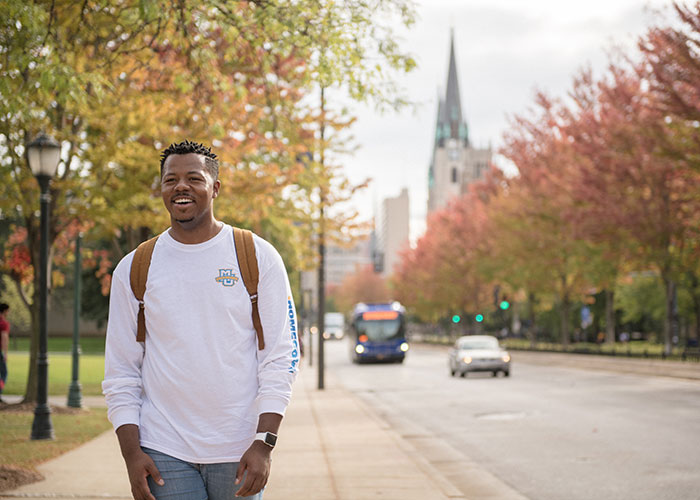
[499,299,510,310]
[475,314,484,323]
[452,315,461,324]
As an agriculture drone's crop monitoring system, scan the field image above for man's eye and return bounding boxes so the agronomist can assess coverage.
[163,178,175,183]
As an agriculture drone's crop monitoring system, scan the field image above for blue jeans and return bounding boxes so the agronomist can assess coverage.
[143,447,263,500]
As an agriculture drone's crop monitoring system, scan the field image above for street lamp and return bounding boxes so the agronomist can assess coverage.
[27,132,61,440]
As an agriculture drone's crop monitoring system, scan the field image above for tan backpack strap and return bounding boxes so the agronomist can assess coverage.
[129,236,159,343]
[233,227,264,350]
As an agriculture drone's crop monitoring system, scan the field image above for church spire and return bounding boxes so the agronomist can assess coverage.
[441,29,469,145]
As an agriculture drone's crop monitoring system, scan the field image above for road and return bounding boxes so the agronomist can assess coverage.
[320,339,700,500]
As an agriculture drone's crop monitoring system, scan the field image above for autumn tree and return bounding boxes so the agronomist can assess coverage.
[328,264,392,314]
[0,0,417,402]
[394,179,498,325]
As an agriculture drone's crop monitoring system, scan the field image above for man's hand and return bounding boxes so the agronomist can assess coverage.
[116,424,163,500]
[124,449,164,500]
[234,441,272,497]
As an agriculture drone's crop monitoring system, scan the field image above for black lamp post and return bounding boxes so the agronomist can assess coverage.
[27,132,61,440]
[67,232,83,408]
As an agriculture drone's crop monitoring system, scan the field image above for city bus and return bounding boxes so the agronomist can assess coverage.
[349,302,409,363]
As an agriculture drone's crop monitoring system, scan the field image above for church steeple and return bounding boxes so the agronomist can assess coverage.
[436,30,469,147]
[427,30,491,216]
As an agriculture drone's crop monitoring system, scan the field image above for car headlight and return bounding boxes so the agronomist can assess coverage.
[502,354,511,362]
[400,342,409,352]
[355,345,365,354]
[462,355,472,364]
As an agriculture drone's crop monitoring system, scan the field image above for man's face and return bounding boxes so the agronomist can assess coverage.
[161,153,220,229]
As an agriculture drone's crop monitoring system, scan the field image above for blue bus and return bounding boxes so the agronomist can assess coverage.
[349,302,409,363]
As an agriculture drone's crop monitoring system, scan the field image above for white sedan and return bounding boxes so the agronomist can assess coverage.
[448,335,511,377]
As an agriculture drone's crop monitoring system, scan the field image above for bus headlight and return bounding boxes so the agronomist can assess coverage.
[355,345,365,354]
[400,342,409,352]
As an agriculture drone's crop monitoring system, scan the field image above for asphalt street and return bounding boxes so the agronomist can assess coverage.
[319,339,700,500]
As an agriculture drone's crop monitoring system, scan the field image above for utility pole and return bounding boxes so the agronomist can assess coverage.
[317,86,327,390]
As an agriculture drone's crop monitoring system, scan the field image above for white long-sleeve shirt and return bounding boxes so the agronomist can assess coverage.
[102,225,299,463]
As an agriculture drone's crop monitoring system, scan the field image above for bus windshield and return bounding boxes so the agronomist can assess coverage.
[355,318,403,341]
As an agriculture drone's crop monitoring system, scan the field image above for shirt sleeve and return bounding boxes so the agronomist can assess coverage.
[101,252,146,430]
[254,237,300,416]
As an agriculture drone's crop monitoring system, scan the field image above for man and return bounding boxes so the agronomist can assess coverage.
[103,140,299,500]
[0,303,10,400]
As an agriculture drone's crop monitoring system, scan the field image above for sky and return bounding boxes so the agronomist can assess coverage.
[340,0,675,242]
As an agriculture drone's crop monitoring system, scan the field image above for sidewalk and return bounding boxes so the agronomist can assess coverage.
[2,366,481,500]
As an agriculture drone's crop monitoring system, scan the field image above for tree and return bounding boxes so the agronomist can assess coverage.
[328,264,391,314]
[494,92,614,347]
[394,178,498,324]
[1,0,417,401]
[566,64,700,354]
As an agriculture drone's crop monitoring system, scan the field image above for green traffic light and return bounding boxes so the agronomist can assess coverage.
[499,300,510,310]
[475,314,484,323]
[452,315,461,323]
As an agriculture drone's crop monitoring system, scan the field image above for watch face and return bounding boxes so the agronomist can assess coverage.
[265,433,277,447]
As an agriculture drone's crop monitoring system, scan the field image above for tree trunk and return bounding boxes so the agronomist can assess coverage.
[560,294,571,349]
[23,284,40,404]
[662,276,676,356]
[527,292,536,348]
[687,273,700,343]
[605,289,615,344]
[559,273,570,348]
[23,214,41,404]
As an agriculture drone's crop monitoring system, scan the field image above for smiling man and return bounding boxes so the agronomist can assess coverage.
[103,140,299,500]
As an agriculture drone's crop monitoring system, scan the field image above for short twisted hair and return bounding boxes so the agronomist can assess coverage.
[160,140,219,179]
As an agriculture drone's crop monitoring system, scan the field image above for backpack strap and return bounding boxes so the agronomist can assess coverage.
[233,227,264,350]
[129,236,159,342]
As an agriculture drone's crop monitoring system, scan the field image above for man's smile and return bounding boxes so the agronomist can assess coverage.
[173,195,194,206]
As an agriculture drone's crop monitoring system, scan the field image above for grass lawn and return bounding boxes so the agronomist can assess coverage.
[0,408,111,469]
[0,407,112,491]
[3,353,105,397]
[9,336,105,354]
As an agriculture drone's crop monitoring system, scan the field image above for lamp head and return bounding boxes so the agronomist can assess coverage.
[27,133,61,178]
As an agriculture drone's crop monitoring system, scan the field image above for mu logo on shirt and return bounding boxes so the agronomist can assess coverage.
[215,269,239,287]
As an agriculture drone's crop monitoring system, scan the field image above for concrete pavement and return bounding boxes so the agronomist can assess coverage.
[2,365,476,500]
[6,348,695,499]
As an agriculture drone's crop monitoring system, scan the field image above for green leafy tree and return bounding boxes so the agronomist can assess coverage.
[1,0,417,402]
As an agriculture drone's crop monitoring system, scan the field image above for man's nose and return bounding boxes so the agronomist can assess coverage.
[174,177,190,190]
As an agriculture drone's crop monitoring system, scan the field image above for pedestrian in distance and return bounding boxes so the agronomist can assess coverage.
[0,302,10,401]
[103,140,300,500]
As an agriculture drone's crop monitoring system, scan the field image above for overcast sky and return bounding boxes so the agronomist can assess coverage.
[339,0,675,242]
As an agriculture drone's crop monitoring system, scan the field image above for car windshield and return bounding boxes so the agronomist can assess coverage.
[459,338,499,350]
[355,318,403,341]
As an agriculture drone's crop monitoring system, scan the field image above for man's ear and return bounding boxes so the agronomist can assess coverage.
[212,179,221,199]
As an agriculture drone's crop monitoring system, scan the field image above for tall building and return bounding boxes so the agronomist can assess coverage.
[427,32,491,215]
[378,187,410,277]
[324,237,373,288]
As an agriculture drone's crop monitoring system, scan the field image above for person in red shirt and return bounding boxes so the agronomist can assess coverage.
[0,303,10,400]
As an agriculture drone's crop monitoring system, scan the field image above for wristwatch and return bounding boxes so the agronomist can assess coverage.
[254,431,278,448]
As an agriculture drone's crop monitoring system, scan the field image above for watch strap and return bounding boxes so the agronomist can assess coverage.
[255,431,277,448]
